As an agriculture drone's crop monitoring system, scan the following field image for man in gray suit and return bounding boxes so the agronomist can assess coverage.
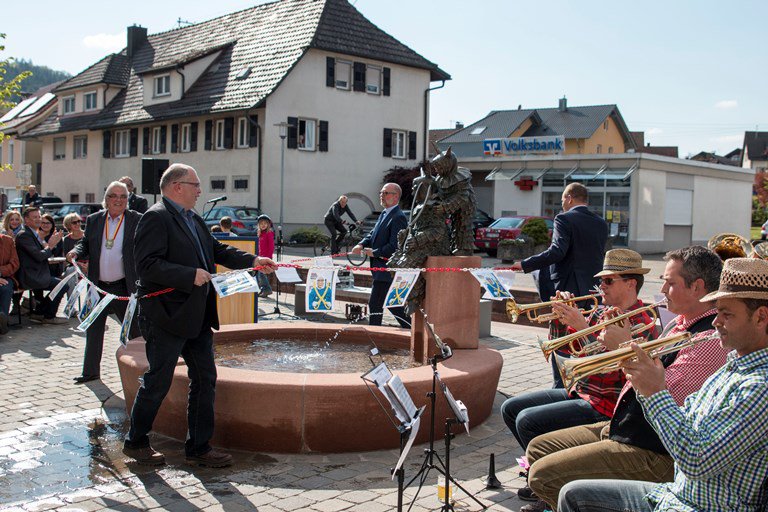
[67,181,142,384]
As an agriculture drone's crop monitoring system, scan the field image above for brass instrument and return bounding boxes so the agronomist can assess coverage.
[707,233,768,261]
[554,332,714,392]
[538,302,662,360]
[506,293,600,323]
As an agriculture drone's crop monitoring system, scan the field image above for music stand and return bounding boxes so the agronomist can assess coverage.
[259,226,299,320]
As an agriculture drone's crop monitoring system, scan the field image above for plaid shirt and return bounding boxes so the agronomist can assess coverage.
[641,348,768,511]
[571,299,657,417]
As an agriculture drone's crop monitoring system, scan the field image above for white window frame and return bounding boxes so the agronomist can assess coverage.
[298,118,316,151]
[209,176,227,193]
[53,137,66,160]
[73,135,87,159]
[152,126,162,154]
[63,96,75,114]
[366,65,381,95]
[233,175,250,192]
[114,130,130,158]
[392,130,406,159]
[237,117,249,148]
[334,60,351,90]
[84,91,98,111]
[181,123,191,153]
[154,74,171,97]
[215,120,226,150]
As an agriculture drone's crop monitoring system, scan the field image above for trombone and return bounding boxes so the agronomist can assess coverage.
[506,293,600,323]
[554,332,715,392]
[538,301,662,360]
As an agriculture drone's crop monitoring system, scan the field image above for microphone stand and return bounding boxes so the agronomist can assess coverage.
[202,197,225,218]
[259,224,299,320]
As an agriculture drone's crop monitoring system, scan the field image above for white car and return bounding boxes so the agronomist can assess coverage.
[762,220,768,240]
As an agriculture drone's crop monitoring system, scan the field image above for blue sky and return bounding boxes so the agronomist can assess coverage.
[4,0,766,157]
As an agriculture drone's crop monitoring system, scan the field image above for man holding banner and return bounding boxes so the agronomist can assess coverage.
[122,163,276,469]
[67,181,142,385]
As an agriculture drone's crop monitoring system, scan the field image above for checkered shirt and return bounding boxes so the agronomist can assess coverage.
[640,348,768,511]
[571,300,658,417]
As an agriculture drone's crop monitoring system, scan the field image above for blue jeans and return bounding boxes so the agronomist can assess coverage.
[558,479,655,512]
[256,271,272,294]
[125,314,217,456]
[0,278,13,316]
[500,389,609,451]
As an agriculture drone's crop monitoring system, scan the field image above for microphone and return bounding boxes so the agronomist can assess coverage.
[206,195,227,204]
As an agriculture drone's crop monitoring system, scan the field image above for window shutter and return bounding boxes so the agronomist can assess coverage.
[142,127,150,155]
[170,124,179,153]
[383,67,391,96]
[319,121,329,152]
[287,117,298,149]
[190,122,198,152]
[103,131,112,159]
[129,128,138,157]
[383,128,392,157]
[224,117,234,149]
[326,57,335,87]
[353,62,366,92]
[160,125,167,153]
[408,131,417,160]
[204,120,213,150]
[248,115,258,147]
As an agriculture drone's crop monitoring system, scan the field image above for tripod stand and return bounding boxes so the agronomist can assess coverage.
[405,353,485,511]
[259,226,299,320]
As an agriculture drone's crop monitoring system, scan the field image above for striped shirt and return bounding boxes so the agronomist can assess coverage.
[640,347,768,511]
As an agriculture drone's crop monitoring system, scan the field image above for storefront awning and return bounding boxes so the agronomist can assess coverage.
[484,162,637,184]
[485,167,527,181]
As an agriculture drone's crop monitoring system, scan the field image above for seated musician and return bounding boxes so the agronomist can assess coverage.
[558,256,768,512]
[521,246,728,512]
[500,249,658,506]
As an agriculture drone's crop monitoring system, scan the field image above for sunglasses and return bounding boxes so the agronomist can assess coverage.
[600,277,627,286]
[71,220,81,225]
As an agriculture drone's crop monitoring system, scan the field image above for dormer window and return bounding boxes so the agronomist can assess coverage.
[63,96,75,114]
[154,74,171,97]
[84,91,97,111]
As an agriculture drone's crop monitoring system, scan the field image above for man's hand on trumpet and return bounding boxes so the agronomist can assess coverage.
[550,291,589,331]
[620,342,667,398]
[598,306,633,351]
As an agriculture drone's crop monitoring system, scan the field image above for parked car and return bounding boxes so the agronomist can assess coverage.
[42,203,103,230]
[472,208,495,237]
[7,195,63,212]
[762,219,768,240]
[474,215,553,257]
[202,205,262,236]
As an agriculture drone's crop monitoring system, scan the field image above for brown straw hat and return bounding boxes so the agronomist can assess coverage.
[700,257,768,302]
[594,248,651,277]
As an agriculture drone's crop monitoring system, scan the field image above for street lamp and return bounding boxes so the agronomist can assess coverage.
[275,121,289,240]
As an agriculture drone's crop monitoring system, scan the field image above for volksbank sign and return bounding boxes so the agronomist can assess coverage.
[483,135,565,156]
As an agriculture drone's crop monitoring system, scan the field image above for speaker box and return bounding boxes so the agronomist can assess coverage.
[141,158,169,195]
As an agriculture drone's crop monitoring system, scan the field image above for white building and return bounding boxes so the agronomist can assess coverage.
[22,0,449,232]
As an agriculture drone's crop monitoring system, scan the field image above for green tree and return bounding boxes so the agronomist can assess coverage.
[0,33,32,171]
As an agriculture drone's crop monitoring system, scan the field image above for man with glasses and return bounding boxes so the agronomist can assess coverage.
[66,181,142,384]
[16,207,68,324]
[352,183,409,327]
[122,163,276,468]
[501,249,657,511]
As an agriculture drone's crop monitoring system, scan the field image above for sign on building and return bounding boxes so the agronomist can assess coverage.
[483,135,565,156]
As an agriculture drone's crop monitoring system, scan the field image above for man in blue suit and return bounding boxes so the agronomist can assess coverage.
[353,183,409,327]
[513,182,608,387]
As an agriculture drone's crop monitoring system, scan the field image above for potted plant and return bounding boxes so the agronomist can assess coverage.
[497,218,551,263]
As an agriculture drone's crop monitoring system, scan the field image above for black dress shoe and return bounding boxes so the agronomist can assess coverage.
[73,375,99,384]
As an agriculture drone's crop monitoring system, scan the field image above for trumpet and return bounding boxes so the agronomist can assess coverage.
[506,293,600,323]
[554,332,715,392]
[538,301,662,360]
[708,233,768,261]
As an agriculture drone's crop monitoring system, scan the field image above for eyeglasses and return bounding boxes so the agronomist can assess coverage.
[380,191,397,195]
[176,181,201,189]
[41,221,52,226]
[71,220,81,225]
[600,277,627,286]
[106,194,128,199]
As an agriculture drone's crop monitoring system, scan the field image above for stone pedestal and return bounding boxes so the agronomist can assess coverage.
[411,255,482,363]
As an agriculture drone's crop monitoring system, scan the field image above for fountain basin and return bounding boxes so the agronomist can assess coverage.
[117,321,502,453]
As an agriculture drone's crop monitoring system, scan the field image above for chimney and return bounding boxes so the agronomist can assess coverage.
[558,96,567,112]
[455,121,464,129]
[127,25,148,58]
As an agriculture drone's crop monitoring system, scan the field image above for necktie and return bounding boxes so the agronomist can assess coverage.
[183,210,207,266]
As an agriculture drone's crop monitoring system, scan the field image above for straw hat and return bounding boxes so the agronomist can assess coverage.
[594,248,651,277]
[700,257,768,302]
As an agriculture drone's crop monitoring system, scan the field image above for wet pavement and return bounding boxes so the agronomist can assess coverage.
[0,288,555,512]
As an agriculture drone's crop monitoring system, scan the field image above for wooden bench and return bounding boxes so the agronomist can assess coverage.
[293,283,492,336]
